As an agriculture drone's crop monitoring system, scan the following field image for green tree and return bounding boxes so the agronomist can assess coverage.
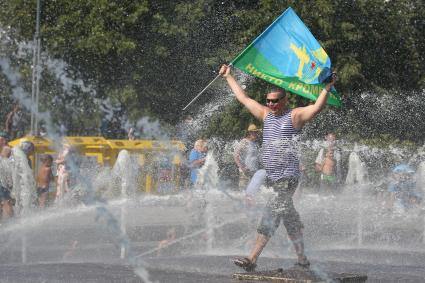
[0,0,423,141]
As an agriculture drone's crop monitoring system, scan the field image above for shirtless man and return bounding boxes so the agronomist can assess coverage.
[315,133,341,193]
[37,154,53,208]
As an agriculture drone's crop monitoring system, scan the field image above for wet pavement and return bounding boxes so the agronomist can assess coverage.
[1,251,425,282]
[144,252,425,283]
[1,194,425,282]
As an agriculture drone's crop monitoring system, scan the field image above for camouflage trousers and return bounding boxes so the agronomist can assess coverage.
[257,177,303,237]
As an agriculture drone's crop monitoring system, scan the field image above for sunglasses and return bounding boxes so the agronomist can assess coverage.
[266,97,283,104]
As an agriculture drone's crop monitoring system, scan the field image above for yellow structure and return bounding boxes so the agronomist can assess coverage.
[9,136,186,193]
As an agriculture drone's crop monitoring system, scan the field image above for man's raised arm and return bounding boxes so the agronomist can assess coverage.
[219,65,268,121]
[292,73,337,129]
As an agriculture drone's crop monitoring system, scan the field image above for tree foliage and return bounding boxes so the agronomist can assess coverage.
[0,0,423,140]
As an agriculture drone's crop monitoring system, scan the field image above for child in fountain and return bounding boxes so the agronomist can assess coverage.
[315,132,341,194]
[37,154,53,208]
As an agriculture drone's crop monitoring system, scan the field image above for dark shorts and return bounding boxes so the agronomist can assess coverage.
[37,187,49,197]
[0,186,12,201]
[257,177,303,237]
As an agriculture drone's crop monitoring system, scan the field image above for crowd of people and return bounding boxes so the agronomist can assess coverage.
[180,65,424,271]
[2,75,424,272]
[184,126,424,214]
[0,126,78,222]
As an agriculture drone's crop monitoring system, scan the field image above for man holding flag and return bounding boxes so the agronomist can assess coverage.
[220,64,336,271]
[184,6,340,270]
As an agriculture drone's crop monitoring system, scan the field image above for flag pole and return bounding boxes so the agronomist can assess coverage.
[182,9,293,111]
[182,72,222,111]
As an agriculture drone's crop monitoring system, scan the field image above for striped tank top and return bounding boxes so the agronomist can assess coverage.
[262,110,301,181]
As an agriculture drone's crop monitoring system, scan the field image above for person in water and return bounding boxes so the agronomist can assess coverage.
[36,154,54,208]
[315,132,341,194]
[234,124,262,191]
[219,64,336,271]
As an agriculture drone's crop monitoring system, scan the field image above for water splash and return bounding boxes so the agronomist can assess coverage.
[196,151,219,190]
[346,148,368,185]
[10,147,37,216]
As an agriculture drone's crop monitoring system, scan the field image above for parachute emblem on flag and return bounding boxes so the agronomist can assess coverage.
[289,43,330,84]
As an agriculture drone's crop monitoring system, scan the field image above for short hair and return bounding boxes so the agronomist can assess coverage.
[264,87,286,99]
